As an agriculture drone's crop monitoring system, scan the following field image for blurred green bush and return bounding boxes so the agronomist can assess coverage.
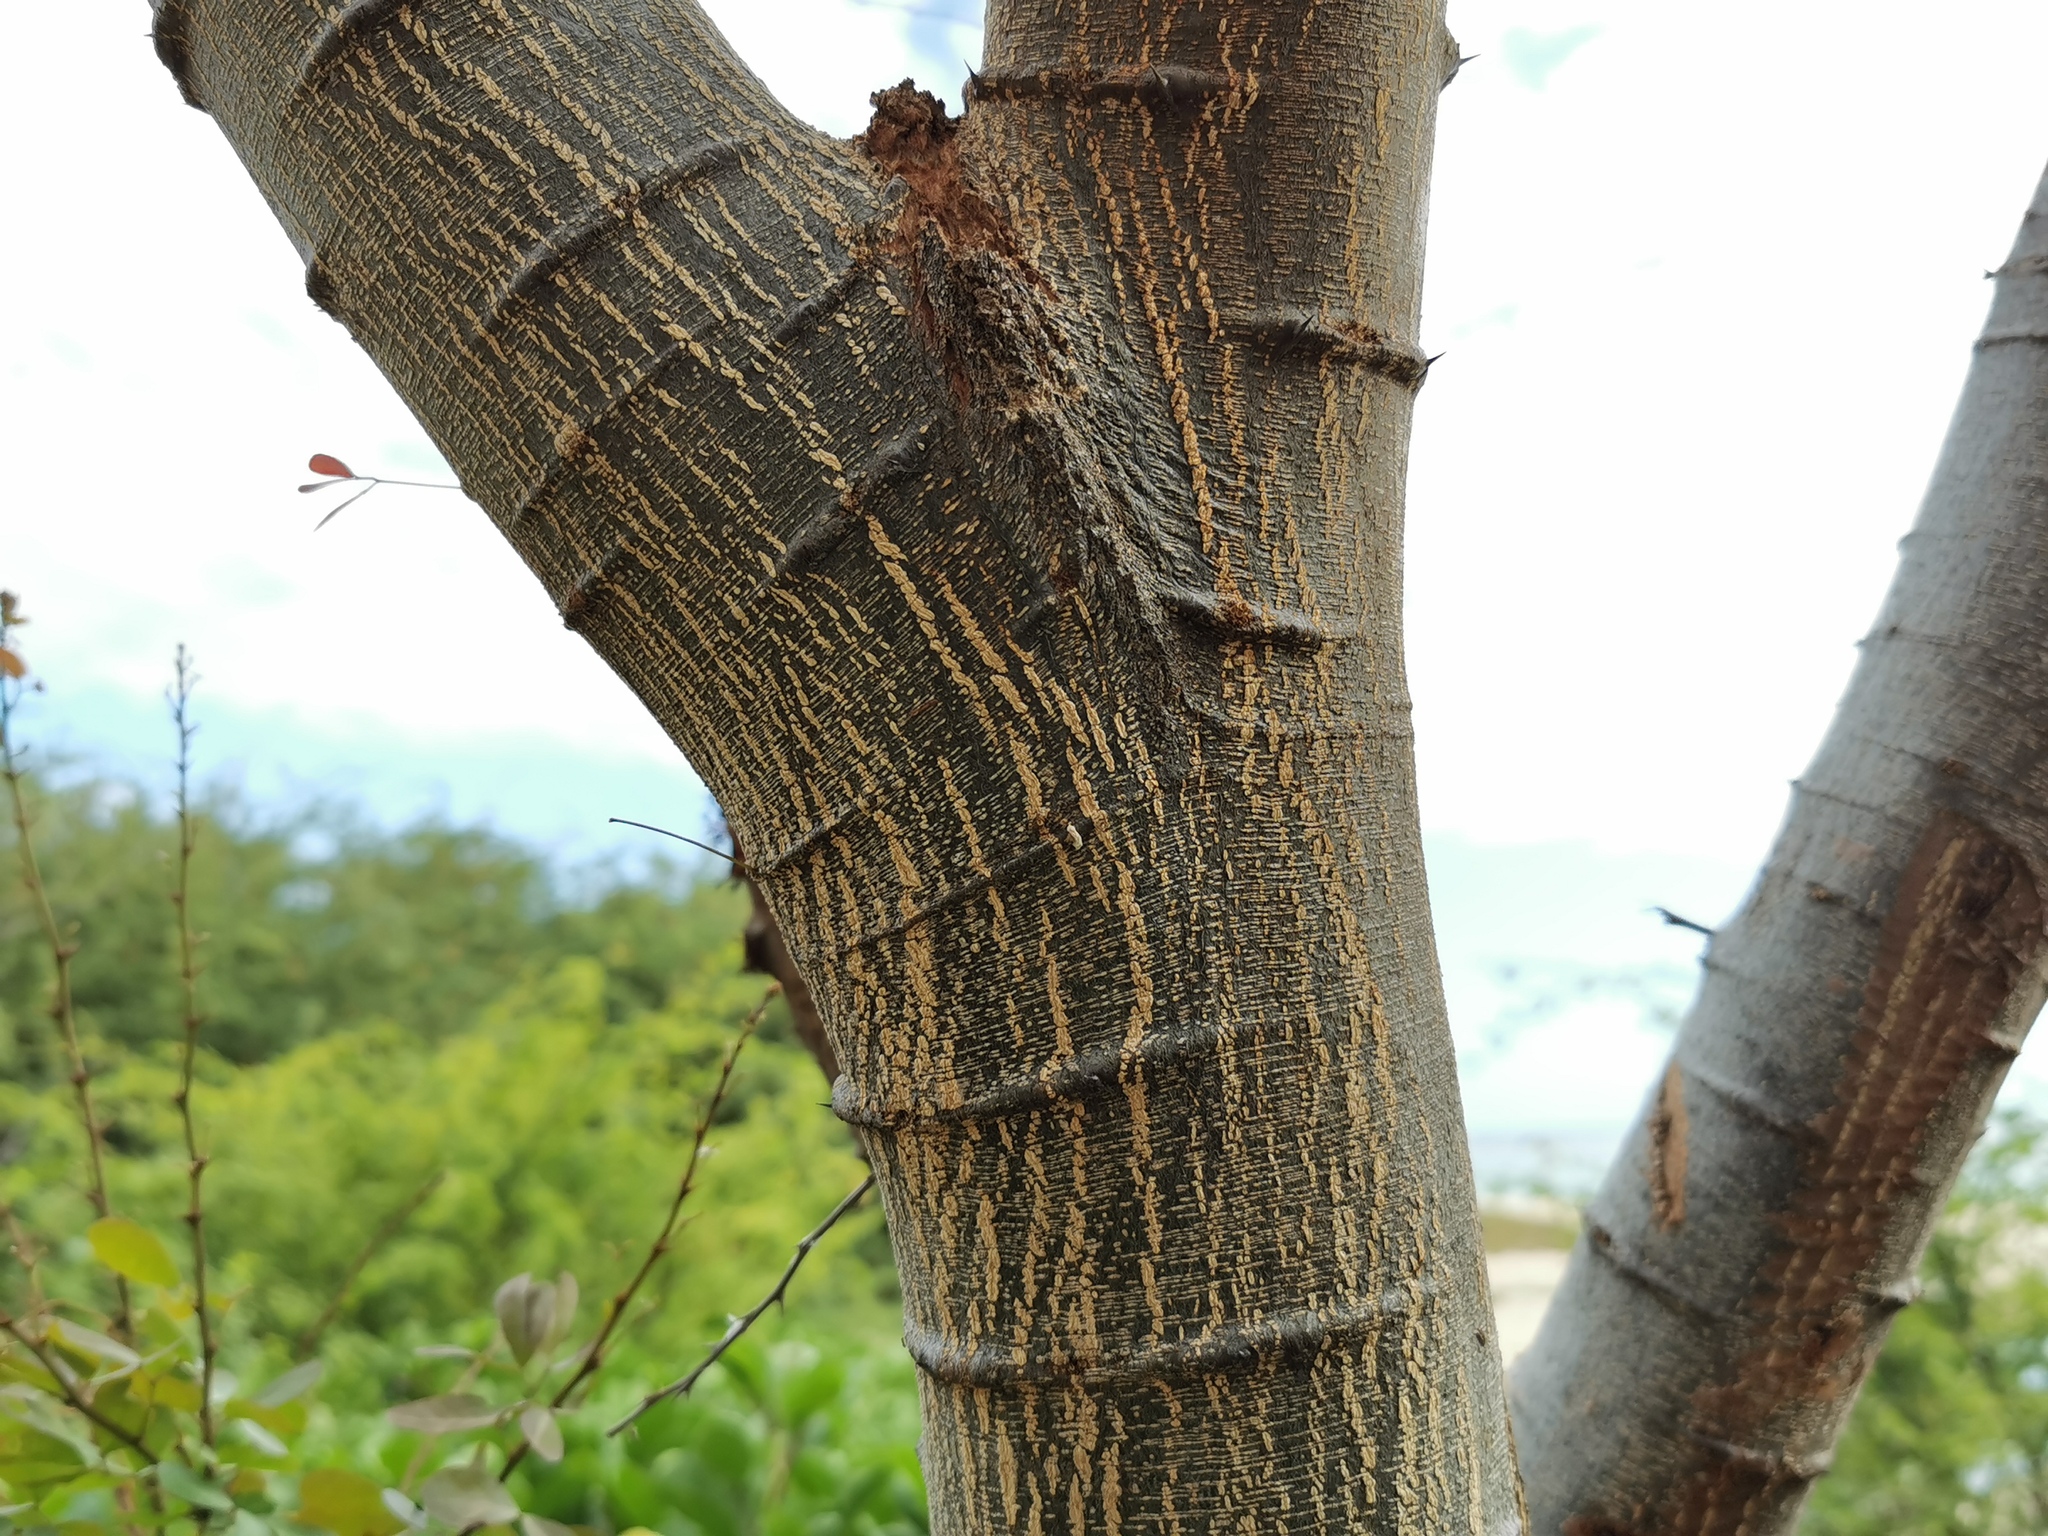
[0,758,918,1534]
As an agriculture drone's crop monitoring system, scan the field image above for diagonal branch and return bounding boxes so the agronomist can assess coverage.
[609,1172,876,1435]
[500,985,773,1480]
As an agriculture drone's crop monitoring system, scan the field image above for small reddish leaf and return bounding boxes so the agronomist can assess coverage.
[307,453,355,479]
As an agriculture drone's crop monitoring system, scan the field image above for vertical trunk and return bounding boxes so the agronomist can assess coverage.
[153,1,1522,1530]
[1512,163,2048,1536]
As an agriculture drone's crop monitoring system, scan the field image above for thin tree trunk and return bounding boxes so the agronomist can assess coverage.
[1511,162,2048,1536]
[153,1,1523,1530]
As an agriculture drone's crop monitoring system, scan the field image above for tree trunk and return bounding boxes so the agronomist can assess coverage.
[1511,162,2048,1536]
[153,1,1524,1530]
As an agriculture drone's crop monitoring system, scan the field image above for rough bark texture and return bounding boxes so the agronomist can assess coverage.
[153,1,1523,1531]
[1512,163,2048,1536]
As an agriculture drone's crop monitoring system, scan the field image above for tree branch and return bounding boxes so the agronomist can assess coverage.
[609,1172,875,1435]
[1514,158,2048,1536]
[500,986,772,1480]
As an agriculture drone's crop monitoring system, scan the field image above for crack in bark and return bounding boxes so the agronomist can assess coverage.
[299,0,410,91]
[479,138,755,337]
[1240,310,1434,389]
[965,62,1235,109]
[906,1283,1437,1387]
[768,418,941,584]
[835,1017,1252,1130]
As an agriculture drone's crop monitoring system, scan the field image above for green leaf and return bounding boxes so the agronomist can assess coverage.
[157,1460,236,1513]
[386,1393,502,1433]
[87,1218,180,1288]
[47,1320,139,1369]
[249,1360,323,1408]
[294,1469,405,1536]
[139,1371,203,1413]
[227,1398,306,1439]
[417,1462,518,1530]
[231,1417,289,1459]
[519,1516,575,1536]
[517,1405,562,1463]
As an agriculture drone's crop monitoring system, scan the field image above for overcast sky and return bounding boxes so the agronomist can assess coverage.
[6,1,2048,1162]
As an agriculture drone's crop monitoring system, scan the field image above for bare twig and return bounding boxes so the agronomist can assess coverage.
[166,650,215,1445]
[3,1205,47,1312]
[298,458,461,531]
[1652,905,1715,938]
[609,1171,876,1437]
[607,817,738,867]
[0,1311,156,1463]
[295,1170,446,1358]
[500,985,775,1479]
[0,600,132,1342]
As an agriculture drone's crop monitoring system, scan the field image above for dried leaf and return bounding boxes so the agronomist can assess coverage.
[495,1274,555,1366]
[418,1462,519,1530]
[549,1273,578,1350]
[385,1392,502,1433]
[297,1468,406,1536]
[87,1217,181,1288]
[307,453,355,479]
[0,649,22,680]
[519,1404,563,1463]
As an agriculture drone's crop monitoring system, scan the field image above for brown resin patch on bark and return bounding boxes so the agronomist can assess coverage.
[1648,1060,1690,1229]
[1676,811,2043,1531]
[854,83,1068,417]
[857,83,1010,255]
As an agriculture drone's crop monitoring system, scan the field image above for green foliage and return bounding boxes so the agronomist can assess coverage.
[1809,1116,2048,1535]
[512,1340,926,1536]
[0,771,748,1067]
[0,619,920,1534]
[0,956,893,1387]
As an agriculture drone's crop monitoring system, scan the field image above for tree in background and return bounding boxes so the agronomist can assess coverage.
[146,0,2048,1531]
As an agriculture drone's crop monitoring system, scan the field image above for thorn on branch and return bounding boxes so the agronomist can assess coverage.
[1653,906,1715,937]
[608,818,737,866]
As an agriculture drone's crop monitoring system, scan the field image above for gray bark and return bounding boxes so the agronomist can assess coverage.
[1512,162,2048,1536]
[151,1,1525,1531]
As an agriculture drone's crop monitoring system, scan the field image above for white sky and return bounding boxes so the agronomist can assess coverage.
[6,0,2048,1155]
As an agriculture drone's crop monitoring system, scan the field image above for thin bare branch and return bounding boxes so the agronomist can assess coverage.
[610,1171,875,1437]
[501,985,775,1480]
[608,817,738,866]
[0,1312,155,1463]
[166,649,215,1445]
[0,602,131,1342]
[295,1169,446,1358]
